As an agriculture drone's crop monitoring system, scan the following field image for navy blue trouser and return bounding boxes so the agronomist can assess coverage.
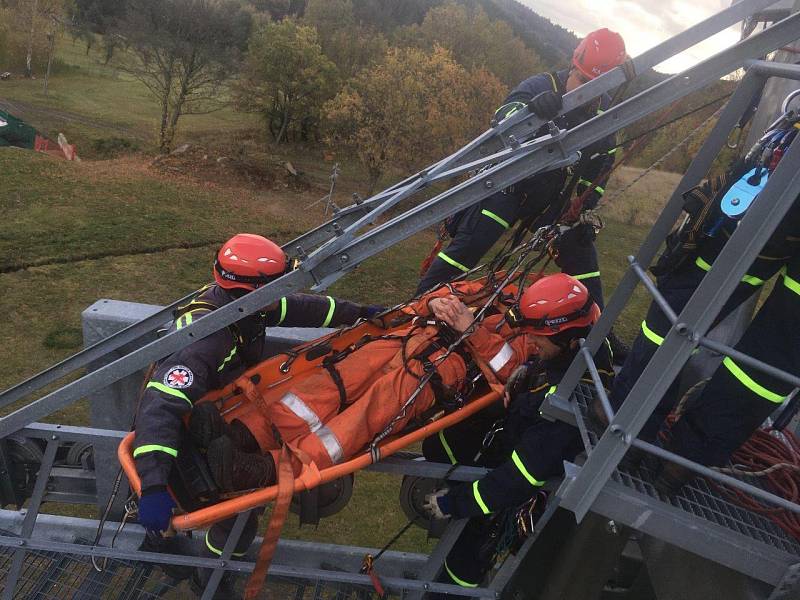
[417,191,604,307]
[611,237,800,465]
[422,412,582,596]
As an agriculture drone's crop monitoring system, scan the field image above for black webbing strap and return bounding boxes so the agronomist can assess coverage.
[322,359,349,412]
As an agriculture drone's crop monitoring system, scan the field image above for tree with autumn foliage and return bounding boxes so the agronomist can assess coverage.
[303,0,388,80]
[397,1,544,87]
[236,18,337,144]
[324,45,506,192]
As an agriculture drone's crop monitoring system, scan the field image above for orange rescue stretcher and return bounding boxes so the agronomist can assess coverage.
[118,285,516,532]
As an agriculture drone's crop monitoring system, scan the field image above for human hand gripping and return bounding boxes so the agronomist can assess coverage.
[429,295,474,333]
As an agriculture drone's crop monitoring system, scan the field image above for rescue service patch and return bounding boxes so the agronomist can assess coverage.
[164,366,194,389]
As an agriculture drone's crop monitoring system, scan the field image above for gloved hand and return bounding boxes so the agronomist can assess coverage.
[504,363,531,408]
[527,90,563,121]
[138,487,176,533]
[360,305,387,319]
[423,488,451,520]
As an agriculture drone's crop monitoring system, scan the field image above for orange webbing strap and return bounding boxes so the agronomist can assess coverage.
[236,374,274,418]
[419,238,445,278]
[244,444,295,599]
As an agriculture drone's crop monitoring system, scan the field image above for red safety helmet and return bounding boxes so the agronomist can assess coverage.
[213,233,287,291]
[572,28,627,80]
[507,273,600,336]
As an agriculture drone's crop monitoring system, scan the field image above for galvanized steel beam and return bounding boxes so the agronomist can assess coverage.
[560,100,800,521]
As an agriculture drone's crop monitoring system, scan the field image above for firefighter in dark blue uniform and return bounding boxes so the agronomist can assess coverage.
[417,28,629,316]
[133,233,378,593]
[420,273,613,595]
[609,122,800,490]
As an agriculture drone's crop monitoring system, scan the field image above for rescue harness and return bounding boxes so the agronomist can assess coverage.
[652,95,800,278]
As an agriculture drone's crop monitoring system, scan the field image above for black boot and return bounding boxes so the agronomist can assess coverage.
[207,435,276,492]
[653,460,693,496]
[607,330,630,366]
[189,402,260,452]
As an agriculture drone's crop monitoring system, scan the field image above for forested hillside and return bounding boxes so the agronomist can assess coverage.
[2,0,735,176]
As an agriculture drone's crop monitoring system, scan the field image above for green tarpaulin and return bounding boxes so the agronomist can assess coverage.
[0,110,36,149]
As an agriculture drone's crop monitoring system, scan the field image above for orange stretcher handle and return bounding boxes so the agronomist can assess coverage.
[118,388,502,531]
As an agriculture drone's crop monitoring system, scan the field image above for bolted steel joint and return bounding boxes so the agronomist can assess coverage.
[609,424,632,445]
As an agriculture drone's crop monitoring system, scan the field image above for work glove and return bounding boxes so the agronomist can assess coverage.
[423,488,452,520]
[504,363,532,408]
[360,305,387,319]
[138,486,176,534]
[527,90,563,121]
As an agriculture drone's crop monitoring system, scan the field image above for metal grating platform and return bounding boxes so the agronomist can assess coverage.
[0,539,390,600]
[562,384,800,585]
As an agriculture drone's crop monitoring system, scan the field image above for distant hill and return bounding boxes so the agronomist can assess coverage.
[478,0,579,67]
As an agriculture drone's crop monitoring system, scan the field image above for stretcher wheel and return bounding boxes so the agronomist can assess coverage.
[290,474,354,519]
[66,442,94,470]
[1,434,45,508]
[399,475,444,529]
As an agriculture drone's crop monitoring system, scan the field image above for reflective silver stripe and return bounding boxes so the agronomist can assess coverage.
[280,392,344,463]
[315,425,344,463]
[280,392,323,432]
[489,343,513,372]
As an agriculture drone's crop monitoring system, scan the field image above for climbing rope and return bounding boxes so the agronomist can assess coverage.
[597,103,727,210]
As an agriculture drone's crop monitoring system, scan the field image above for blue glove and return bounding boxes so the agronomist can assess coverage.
[138,487,176,533]
[360,305,387,319]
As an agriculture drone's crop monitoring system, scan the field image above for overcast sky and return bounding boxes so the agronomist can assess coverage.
[520,0,744,73]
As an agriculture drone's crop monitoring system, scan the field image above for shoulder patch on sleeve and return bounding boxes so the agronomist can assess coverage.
[164,365,194,389]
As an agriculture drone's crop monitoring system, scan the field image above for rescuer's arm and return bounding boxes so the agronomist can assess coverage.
[133,329,230,493]
[265,293,382,327]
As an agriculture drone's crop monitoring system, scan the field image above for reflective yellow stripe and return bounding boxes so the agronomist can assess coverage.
[641,321,664,346]
[494,101,526,120]
[472,480,490,514]
[573,271,600,280]
[133,444,178,458]
[695,256,712,272]
[722,357,785,403]
[217,346,237,372]
[696,257,763,286]
[437,252,470,273]
[579,178,592,187]
[594,185,605,195]
[322,296,336,327]
[444,560,479,588]
[205,531,247,557]
[782,267,800,296]
[511,450,546,487]
[608,148,618,154]
[176,313,193,330]
[481,209,510,229]
[146,381,191,405]
[545,385,557,397]
[741,274,765,286]
[439,430,457,465]
[277,297,288,325]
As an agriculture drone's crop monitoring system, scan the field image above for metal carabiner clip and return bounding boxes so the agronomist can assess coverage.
[727,124,743,150]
